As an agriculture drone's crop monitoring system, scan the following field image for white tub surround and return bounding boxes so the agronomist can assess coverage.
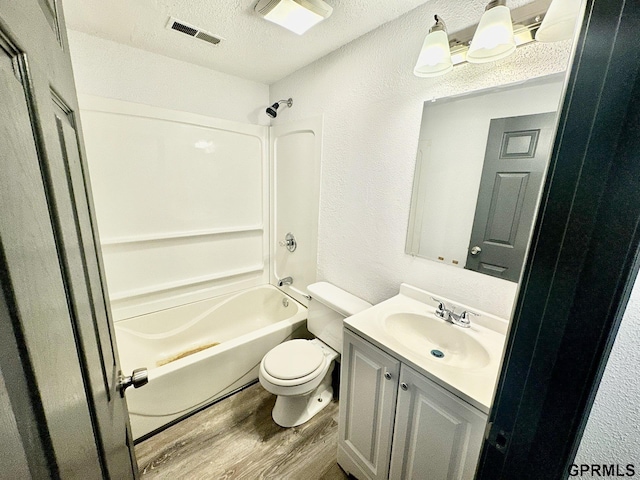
[79,96,269,320]
[116,285,307,439]
[270,116,323,305]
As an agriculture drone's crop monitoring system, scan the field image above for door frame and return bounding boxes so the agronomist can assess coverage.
[476,0,640,477]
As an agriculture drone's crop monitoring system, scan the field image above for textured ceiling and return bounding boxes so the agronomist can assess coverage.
[60,0,433,84]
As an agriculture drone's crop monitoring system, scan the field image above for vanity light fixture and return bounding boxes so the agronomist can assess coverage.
[413,1,575,78]
[414,15,453,78]
[467,0,516,64]
[255,0,333,35]
[535,0,583,42]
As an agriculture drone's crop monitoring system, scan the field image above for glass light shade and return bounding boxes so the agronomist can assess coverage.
[536,0,583,42]
[262,0,326,35]
[414,30,453,77]
[467,5,516,64]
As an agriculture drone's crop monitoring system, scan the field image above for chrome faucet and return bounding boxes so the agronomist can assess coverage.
[431,297,477,328]
[277,276,293,287]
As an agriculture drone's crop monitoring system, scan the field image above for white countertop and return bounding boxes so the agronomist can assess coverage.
[343,284,508,414]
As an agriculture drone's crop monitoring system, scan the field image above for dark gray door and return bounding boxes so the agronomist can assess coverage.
[0,2,136,478]
[465,112,557,282]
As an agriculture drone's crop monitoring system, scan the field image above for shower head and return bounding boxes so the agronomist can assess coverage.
[266,98,293,118]
[265,104,278,118]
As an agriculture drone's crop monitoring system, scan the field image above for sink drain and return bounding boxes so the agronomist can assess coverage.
[430,349,445,359]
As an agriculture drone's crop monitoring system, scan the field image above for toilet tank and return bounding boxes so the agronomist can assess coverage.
[306,282,371,353]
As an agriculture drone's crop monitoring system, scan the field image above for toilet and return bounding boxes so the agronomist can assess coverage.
[259,282,371,427]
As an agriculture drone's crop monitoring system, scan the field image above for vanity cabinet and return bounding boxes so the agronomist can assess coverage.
[389,365,486,479]
[338,329,487,480]
[338,329,401,480]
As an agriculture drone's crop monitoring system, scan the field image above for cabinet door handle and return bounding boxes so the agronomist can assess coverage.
[384,372,392,380]
[400,382,409,391]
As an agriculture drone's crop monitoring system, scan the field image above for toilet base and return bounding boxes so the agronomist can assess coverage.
[271,365,335,427]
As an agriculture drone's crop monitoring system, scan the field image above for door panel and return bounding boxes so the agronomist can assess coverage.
[48,98,135,476]
[0,42,103,479]
[0,2,136,478]
[35,0,62,45]
[53,98,114,393]
[465,112,556,282]
[485,173,529,247]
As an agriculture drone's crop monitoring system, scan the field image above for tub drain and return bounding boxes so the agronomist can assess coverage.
[430,349,445,359]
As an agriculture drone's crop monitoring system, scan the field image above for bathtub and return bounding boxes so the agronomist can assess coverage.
[115,284,308,439]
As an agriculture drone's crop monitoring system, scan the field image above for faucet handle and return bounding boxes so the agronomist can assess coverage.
[431,297,450,320]
[458,310,478,324]
[431,296,447,310]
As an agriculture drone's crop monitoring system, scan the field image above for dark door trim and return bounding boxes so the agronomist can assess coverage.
[476,0,640,478]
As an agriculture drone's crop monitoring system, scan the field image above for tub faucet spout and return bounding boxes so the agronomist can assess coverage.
[278,276,293,287]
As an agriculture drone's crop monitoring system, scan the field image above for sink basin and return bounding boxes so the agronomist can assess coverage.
[384,313,491,369]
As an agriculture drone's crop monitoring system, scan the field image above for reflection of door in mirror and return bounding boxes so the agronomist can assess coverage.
[465,112,556,282]
[405,74,566,283]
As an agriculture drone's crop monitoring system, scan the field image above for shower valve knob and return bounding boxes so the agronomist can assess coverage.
[279,233,297,252]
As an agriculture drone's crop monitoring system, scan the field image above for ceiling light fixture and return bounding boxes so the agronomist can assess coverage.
[255,0,333,35]
[414,15,453,78]
[467,0,516,64]
[535,0,583,42]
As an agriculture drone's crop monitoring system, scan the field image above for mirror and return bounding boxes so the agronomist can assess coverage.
[406,73,566,283]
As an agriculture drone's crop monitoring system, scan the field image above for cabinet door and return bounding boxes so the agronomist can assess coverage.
[389,365,487,480]
[338,329,401,480]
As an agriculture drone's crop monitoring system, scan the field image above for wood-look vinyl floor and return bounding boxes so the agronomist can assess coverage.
[135,382,349,480]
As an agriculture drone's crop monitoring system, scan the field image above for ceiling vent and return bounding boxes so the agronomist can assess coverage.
[166,17,224,46]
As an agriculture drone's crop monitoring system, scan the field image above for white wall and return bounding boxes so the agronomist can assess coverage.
[67,30,269,126]
[575,275,640,465]
[270,2,573,319]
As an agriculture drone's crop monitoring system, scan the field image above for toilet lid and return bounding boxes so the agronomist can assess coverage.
[263,340,325,380]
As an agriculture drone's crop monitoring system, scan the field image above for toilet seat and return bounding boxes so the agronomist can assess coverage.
[258,337,340,427]
[260,340,329,388]
[263,339,325,380]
